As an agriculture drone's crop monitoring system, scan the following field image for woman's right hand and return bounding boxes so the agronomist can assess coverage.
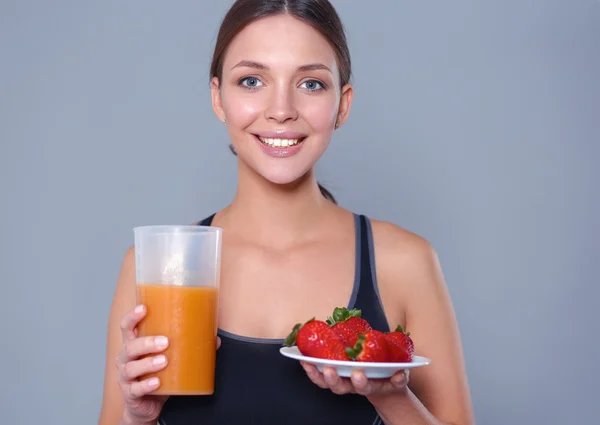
[116,305,169,425]
[115,305,222,425]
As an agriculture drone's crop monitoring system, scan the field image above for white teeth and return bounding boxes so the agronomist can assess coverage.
[258,137,302,147]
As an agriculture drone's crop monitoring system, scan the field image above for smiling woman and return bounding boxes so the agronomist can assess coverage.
[98,1,475,425]
[210,3,352,190]
[210,0,351,204]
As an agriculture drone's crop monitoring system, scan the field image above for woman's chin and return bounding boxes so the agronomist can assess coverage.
[250,163,314,187]
[260,170,311,186]
[236,147,325,187]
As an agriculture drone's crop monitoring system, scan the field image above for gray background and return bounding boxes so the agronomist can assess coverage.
[1,0,598,424]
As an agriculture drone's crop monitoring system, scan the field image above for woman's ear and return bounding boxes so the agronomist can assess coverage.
[211,76,226,122]
[335,83,354,129]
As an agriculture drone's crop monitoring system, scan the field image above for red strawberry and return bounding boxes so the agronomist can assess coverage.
[284,318,348,361]
[385,325,414,362]
[345,329,389,362]
[326,307,372,346]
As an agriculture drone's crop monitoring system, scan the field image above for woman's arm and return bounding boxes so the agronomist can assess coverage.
[370,388,449,425]
[369,220,475,425]
[98,247,137,425]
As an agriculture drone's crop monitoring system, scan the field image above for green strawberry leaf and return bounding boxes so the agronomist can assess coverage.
[348,309,362,318]
[284,323,302,347]
[345,334,366,360]
[332,307,348,322]
[330,307,362,324]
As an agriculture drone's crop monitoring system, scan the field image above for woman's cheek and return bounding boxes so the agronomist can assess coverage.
[223,91,262,127]
[298,96,338,131]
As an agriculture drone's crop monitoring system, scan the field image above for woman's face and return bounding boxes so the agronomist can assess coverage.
[211,14,353,186]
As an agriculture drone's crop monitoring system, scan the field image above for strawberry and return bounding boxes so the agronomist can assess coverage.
[326,307,372,347]
[384,325,414,363]
[284,318,349,361]
[344,329,389,362]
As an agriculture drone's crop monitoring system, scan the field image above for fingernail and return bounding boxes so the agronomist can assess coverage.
[155,336,168,347]
[153,355,166,365]
[353,375,364,385]
[135,305,144,314]
[148,377,159,387]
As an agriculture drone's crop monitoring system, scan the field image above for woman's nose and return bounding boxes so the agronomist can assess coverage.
[264,85,299,123]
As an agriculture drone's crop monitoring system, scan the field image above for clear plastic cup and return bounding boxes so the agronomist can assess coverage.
[133,225,223,395]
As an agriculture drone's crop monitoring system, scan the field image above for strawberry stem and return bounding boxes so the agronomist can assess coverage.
[345,334,365,360]
[330,307,362,324]
[332,307,348,322]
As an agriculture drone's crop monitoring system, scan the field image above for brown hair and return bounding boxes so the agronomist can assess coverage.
[210,0,352,204]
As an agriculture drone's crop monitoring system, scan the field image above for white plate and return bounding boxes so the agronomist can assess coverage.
[279,346,431,379]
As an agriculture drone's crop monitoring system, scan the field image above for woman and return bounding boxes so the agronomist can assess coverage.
[98,1,475,424]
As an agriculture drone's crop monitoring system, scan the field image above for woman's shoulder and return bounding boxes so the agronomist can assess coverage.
[366,217,445,307]
[368,217,437,267]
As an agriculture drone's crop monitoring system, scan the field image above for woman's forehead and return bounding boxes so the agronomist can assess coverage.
[222,14,339,74]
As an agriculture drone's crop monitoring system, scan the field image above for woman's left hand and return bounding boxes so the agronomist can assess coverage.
[300,362,409,397]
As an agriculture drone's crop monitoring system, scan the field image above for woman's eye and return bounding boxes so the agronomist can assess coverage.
[239,77,263,89]
[300,80,325,91]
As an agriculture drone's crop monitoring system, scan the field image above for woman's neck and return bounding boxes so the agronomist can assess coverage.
[218,159,333,246]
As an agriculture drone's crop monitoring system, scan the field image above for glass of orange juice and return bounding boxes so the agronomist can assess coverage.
[133,225,223,395]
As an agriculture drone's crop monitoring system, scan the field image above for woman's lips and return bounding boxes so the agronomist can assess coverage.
[252,133,306,158]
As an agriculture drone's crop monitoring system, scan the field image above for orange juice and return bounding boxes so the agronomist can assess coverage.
[137,283,218,395]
